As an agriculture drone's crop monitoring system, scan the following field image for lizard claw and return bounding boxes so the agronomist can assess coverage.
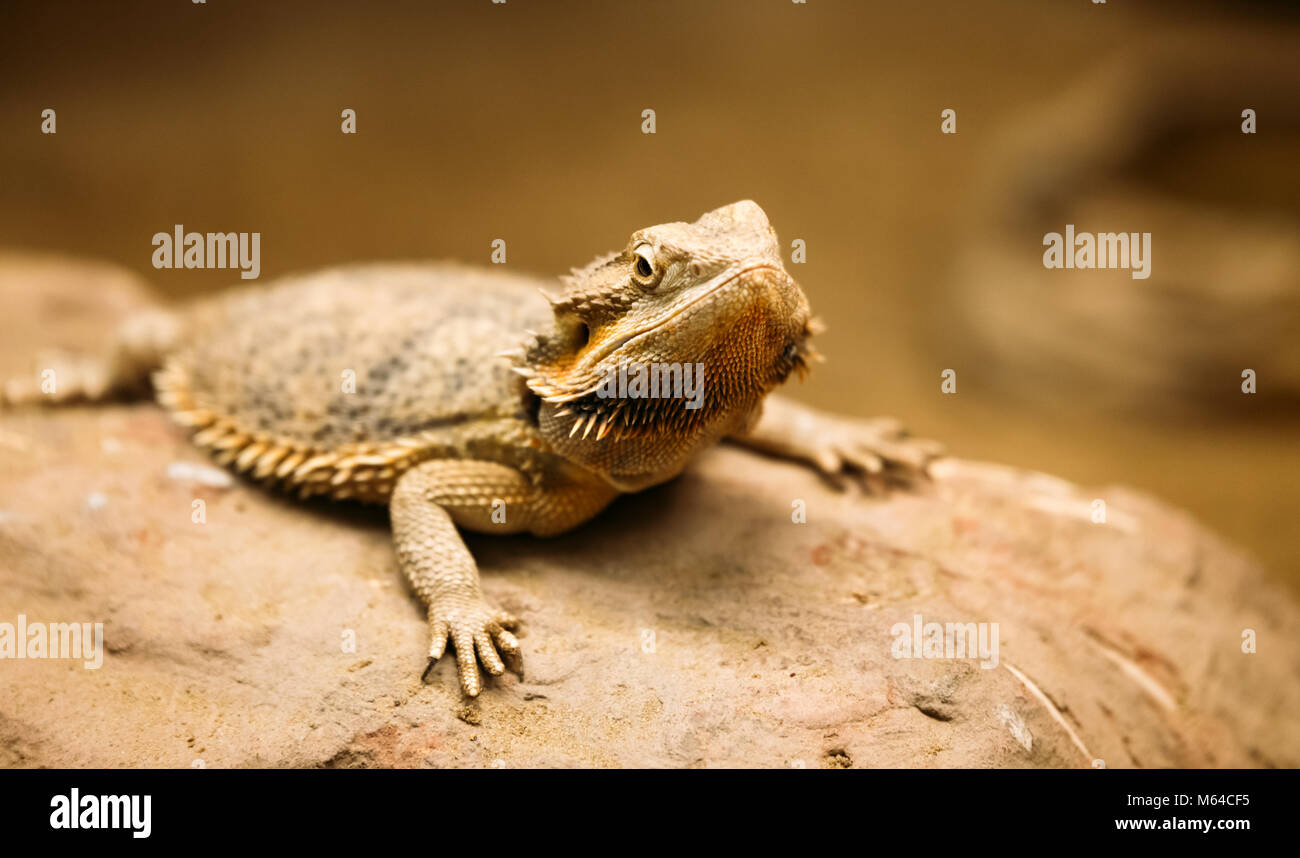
[422,599,520,696]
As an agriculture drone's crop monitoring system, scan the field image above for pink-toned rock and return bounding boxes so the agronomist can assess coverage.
[1,254,1297,768]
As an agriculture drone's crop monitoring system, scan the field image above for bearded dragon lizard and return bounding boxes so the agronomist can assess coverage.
[3,201,941,696]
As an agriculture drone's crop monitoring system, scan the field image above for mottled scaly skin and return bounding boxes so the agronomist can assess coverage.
[155,264,570,504]
[4,201,942,696]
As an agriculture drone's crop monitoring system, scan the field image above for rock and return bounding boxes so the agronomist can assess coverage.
[2,254,1298,768]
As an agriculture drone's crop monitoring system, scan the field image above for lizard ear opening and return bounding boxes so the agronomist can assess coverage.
[515,315,604,405]
[549,313,589,353]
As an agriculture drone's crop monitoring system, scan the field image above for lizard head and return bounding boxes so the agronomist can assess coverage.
[514,200,821,491]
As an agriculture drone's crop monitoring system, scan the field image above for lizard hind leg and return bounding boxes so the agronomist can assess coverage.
[2,307,181,408]
[390,459,529,697]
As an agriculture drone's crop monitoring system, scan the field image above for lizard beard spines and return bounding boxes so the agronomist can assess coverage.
[517,312,821,446]
[550,394,704,445]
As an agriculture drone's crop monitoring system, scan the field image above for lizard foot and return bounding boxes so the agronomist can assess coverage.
[421,598,520,697]
[798,414,944,488]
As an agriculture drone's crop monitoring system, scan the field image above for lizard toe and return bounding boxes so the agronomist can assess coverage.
[426,617,450,662]
[493,627,521,658]
[841,445,885,475]
[493,608,520,630]
[451,627,482,696]
[475,631,506,676]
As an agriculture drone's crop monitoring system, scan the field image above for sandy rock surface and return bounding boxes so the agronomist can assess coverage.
[1,254,1297,769]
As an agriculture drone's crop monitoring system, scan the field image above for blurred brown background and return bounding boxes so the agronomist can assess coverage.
[1,0,1296,584]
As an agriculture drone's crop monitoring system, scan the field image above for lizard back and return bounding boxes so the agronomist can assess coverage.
[154,263,555,502]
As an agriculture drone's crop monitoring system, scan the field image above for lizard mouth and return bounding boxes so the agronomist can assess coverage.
[604,263,779,357]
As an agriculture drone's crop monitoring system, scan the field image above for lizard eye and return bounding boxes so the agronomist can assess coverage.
[631,244,659,287]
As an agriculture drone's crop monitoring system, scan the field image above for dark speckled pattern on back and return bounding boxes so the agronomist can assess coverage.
[178,263,554,448]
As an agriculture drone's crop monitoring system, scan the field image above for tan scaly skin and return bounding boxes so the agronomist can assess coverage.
[2,201,942,696]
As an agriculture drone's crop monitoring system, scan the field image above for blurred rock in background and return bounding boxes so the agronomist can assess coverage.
[958,32,1300,418]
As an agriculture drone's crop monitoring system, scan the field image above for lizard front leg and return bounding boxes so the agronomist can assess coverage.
[389,458,616,696]
[391,459,526,697]
[727,394,943,486]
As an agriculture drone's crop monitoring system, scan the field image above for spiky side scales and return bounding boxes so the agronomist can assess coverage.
[154,263,559,503]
